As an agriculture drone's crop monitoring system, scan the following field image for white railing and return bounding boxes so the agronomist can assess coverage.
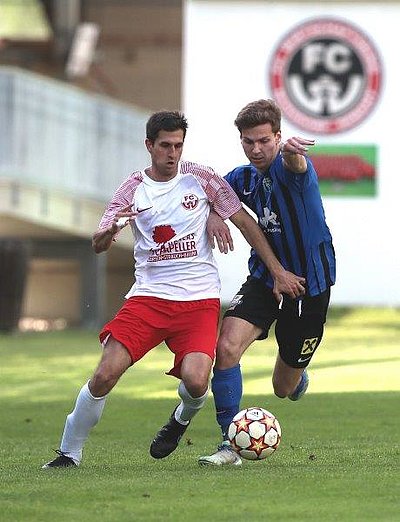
[0,67,150,202]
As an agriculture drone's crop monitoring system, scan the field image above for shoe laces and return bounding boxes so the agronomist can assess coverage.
[217,443,234,453]
[54,449,68,457]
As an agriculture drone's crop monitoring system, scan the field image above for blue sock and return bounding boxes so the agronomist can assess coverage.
[211,365,242,439]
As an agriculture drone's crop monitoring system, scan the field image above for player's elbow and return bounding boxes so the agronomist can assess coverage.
[92,243,103,254]
[92,235,106,254]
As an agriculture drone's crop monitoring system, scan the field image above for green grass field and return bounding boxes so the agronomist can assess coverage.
[318,178,375,197]
[1,308,399,521]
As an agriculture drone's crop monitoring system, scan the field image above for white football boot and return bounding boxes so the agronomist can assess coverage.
[198,442,242,466]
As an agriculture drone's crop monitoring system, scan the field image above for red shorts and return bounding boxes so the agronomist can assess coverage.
[99,296,220,379]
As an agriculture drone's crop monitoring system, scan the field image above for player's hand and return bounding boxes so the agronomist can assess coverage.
[281,137,315,156]
[272,269,306,302]
[111,204,137,233]
[207,210,234,254]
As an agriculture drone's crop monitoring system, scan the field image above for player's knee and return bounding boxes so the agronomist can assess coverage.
[185,378,208,398]
[215,336,241,367]
[178,381,208,417]
[182,372,209,398]
[90,368,119,396]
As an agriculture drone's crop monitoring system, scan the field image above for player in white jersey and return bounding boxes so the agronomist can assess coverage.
[42,111,305,468]
[100,159,239,302]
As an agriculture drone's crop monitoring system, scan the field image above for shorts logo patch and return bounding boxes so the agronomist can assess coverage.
[301,337,319,355]
[227,294,243,311]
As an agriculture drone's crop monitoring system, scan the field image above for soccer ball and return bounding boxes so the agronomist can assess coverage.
[228,407,281,460]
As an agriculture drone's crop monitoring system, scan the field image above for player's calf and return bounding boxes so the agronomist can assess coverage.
[288,369,309,401]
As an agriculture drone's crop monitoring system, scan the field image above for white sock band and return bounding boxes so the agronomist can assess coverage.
[175,381,209,424]
[59,381,106,464]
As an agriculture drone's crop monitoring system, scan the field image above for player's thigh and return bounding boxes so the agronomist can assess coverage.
[275,289,330,368]
[90,336,133,395]
[218,277,277,366]
[166,298,220,380]
[95,336,132,375]
[99,297,166,364]
[223,277,277,341]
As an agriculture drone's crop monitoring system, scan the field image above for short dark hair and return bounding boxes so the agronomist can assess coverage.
[146,111,188,143]
[234,99,281,134]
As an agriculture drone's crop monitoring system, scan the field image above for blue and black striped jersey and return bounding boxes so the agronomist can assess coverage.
[224,154,336,297]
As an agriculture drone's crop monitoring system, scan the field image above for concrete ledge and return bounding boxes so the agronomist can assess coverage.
[0,178,132,249]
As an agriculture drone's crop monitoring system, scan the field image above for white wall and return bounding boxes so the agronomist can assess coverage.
[183,1,400,306]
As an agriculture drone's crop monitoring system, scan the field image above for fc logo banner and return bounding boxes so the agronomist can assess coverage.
[269,18,382,134]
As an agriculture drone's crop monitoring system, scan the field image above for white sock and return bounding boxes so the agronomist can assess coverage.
[59,381,106,464]
[175,381,209,425]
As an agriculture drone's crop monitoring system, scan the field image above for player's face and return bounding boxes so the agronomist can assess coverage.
[240,124,281,172]
[146,129,184,181]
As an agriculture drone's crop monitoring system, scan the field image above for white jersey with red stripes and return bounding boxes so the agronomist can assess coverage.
[98,161,242,301]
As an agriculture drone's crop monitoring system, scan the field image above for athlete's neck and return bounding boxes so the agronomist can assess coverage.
[145,166,178,182]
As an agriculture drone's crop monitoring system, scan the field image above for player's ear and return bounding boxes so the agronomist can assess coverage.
[145,138,153,153]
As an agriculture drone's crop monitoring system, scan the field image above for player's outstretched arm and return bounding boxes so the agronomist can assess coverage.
[92,204,136,253]
[229,208,306,301]
[206,210,234,254]
[280,136,315,173]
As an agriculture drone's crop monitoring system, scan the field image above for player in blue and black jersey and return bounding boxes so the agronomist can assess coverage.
[199,99,336,466]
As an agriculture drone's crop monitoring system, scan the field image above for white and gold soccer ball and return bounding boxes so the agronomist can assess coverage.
[228,407,281,461]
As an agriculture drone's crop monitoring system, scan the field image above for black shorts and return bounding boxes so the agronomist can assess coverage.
[224,276,331,368]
